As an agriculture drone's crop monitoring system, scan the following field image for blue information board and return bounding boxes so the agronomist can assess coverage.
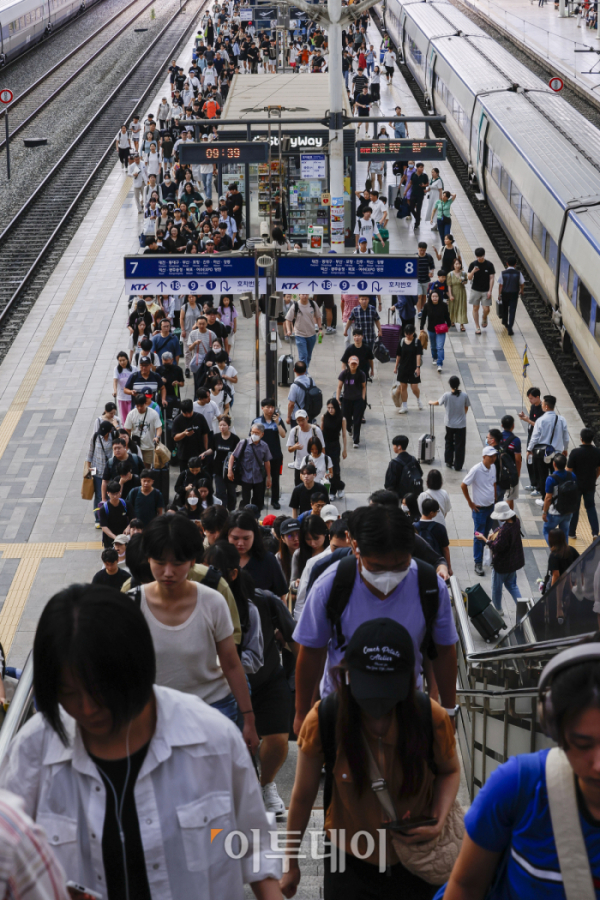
[276,255,417,294]
[124,255,256,294]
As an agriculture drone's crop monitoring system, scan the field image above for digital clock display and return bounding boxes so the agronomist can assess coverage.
[355,139,447,161]
[179,142,270,164]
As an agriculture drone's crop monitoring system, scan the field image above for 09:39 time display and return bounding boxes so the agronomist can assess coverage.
[205,147,241,159]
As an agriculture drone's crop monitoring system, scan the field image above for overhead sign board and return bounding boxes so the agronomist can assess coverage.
[240,8,253,19]
[179,142,269,165]
[124,256,263,294]
[276,256,417,294]
[356,139,447,161]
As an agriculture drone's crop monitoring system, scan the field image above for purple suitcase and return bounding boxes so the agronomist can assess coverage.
[381,309,401,355]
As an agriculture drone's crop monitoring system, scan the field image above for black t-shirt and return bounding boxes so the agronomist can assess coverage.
[468,259,496,293]
[98,500,130,547]
[172,413,210,462]
[212,431,240,471]
[103,452,143,481]
[118,474,141,501]
[289,481,326,513]
[242,552,288,595]
[90,742,152,900]
[157,364,184,396]
[124,372,162,399]
[341,343,373,376]
[548,546,580,578]
[526,402,544,442]
[410,172,429,198]
[567,445,600,492]
[205,319,229,342]
[338,368,366,401]
[92,567,130,590]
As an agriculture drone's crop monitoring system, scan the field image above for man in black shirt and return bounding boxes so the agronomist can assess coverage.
[204,308,230,350]
[518,387,543,493]
[352,68,368,111]
[467,247,496,332]
[98,482,130,548]
[341,329,374,379]
[289,464,326,516]
[91,548,130,590]
[253,399,286,509]
[409,163,429,229]
[226,184,244,227]
[172,399,210,470]
[384,435,422,496]
[116,460,141,501]
[567,427,600,538]
[101,440,143,500]
[157,352,185,418]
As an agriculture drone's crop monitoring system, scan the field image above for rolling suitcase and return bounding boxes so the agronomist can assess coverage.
[465,584,493,618]
[418,406,436,464]
[470,604,505,643]
[150,466,170,506]
[278,354,294,387]
[380,308,401,355]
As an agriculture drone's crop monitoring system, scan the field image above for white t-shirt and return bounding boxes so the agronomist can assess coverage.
[462,462,496,507]
[354,217,379,250]
[124,407,161,451]
[300,452,332,484]
[194,399,221,433]
[286,423,325,469]
[417,488,452,525]
[140,583,233,703]
[217,364,238,396]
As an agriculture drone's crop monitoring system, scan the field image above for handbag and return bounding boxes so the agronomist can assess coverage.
[374,341,390,363]
[391,382,402,408]
[153,441,171,469]
[434,323,449,334]
[419,329,429,350]
[364,740,464,886]
[81,461,95,501]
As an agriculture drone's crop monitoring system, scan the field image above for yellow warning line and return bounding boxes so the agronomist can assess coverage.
[0,557,43,651]
[0,177,132,458]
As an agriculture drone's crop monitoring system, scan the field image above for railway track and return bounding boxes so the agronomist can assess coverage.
[0,0,204,350]
[371,8,600,441]
[0,0,157,151]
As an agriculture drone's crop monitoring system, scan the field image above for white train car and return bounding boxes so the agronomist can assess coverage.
[378,0,600,393]
[0,0,100,65]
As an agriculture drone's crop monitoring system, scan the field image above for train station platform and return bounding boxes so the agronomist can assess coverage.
[455,0,600,105]
[0,15,592,670]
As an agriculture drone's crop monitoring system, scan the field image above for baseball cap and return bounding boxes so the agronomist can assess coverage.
[482,446,498,457]
[320,504,339,523]
[295,409,308,419]
[345,618,415,703]
[348,355,360,365]
[139,357,152,365]
[262,514,277,528]
[358,237,367,244]
[113,534,130,545]
[280,518,300,536]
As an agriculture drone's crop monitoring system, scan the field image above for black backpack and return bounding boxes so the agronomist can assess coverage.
[392,160,404,177]
[300,377,323,420]
[497,439,519,491]
[399,454,424,496]
[325,555,440,660]
[292,299,318,323]
[318,689,436,813]
[551,474,580,515]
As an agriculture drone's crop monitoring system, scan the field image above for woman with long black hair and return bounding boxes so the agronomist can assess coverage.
[113,351,135,427]
[282,618,460,899]
[224,510,288,600]
[320,397,347,499]
[290,515,330,585]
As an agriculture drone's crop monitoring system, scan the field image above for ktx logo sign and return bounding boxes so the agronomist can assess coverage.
[280,282,300,289]
[130,283,150,290]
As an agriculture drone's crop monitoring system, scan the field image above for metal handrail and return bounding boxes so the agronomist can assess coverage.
[0,653,34,767]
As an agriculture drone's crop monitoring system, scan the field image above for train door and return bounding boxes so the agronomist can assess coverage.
[400,8,408,58]
[476,111,489,197]
[425,47,437,111]
[0,22,4,63]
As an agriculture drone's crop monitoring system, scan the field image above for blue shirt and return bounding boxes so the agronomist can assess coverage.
[502,430,522,455]
[544,470,576,515]
[465,749,600,899]
[288,376,312,417]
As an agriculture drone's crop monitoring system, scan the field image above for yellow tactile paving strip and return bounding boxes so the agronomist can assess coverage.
[0,177,132,458]
[449,216,594,549]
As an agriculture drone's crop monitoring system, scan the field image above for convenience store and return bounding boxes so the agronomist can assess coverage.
[219,73,355,247]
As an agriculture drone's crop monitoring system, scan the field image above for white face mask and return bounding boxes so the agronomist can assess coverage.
[360,561,410,596]
[188,497,199,506]
[250,433,261,443]
[401,504,410,514]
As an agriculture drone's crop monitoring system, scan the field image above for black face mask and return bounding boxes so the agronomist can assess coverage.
[353,695,398,719]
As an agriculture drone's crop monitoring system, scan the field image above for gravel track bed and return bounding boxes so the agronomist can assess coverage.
[0,0,183,226]
[3,0,139,98]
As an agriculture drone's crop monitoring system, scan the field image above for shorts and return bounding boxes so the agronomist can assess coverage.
[385,65,394,75]
[418,281,430,295]
[251,666,292,736]
[503,482,520,501]
[469,289,490,307]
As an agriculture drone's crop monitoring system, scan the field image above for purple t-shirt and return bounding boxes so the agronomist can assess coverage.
[293,559,458,696]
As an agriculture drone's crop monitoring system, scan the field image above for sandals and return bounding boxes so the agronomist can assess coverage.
[475,328,481,335]
[460,325,466,332]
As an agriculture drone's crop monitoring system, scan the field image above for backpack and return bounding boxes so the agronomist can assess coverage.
[399,454,424,496]
[392,160,404,177]
[551,474,580,515]
[102,499,127,516]
[415,520,443,557]
[497,439,519,491]
[318,689,435,814]
[292,299,318,324]
[300,377,323,420]
[325,555,440,659]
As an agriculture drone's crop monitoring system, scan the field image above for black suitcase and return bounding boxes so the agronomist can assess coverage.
[278,353,294,387]
[150,466,170,506]
[465,584,493,618]
[470,604,505,643]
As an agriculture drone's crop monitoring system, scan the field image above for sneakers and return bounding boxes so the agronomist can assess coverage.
[397,405,408,414]
[271,501,280,509]
[535,499,544,507]
[337,489,345,499]
[437,366,443,373]
[330,492,337,500]
[353,442,359,449]
[325,326,335,335]
[262,782,285,818]
[530,490,541,497]
[95,523,101,529]
[432,358,438,365]
[417,399,424,410]
[474,563,485,577]
[185,367,190,379]
[524,485,534,492]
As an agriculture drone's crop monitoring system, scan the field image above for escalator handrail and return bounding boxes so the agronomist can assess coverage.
[0,652,34,767]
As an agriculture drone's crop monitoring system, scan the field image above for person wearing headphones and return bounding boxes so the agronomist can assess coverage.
[441,640,600,899]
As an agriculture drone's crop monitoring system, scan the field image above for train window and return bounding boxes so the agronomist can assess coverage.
[594,301,600,344]
[559,254,569,293]
[532,214,543,252]
[520,197,531,233]
[568,266,576,300]
[492,154,501,186]
[578,281,592,326]
[500,169,510,200]
[510,184,521,218]
[37,6,43,18]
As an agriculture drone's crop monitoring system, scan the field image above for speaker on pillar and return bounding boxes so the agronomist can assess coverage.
[240,293,254,319]
[268,293,285,318]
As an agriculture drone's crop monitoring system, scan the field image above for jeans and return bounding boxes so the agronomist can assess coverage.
[210,692,243,730]
[428,330,447,367]
[241,480,266,511]
[366,61,374,74]
[343,69,350,88]
[295,334,317,367]
[544,512,573,545]
[570,488,599,536]
[472,504,495,563]
[500,293,519,330]
[201,172,212,200]
[93,475,103,523]
[491,569,521,612]
[342,397,365,444]
[436,215,452,242]
[445,426,466,471]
